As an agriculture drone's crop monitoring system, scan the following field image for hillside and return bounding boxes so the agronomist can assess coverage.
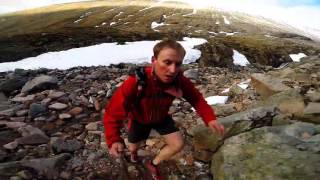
[0,0,319,67]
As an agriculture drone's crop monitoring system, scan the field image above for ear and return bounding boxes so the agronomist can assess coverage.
[151,56,157,64]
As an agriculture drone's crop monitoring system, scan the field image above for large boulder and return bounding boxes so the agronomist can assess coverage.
[211,122,320,180]
[254,89,305,116]
[192,106,279,152]
[21,75,58,93]
[198,42,234,68]
[0,76,28,96]
[0,153,71,178]
[251,73,291,99]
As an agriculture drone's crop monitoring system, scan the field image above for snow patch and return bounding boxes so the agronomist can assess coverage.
[222,15,230,24]
[233,50,250,66]
[0,38,207,72]
[289,53,307,62]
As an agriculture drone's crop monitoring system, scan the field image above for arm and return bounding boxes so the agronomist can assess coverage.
[103,76,137,152]
[181,76,224,135]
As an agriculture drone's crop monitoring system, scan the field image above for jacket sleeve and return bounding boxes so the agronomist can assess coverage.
[180,75,217,125]
[103,76,137,148]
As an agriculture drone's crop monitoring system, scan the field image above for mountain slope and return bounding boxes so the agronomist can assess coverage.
[0,0,319,67]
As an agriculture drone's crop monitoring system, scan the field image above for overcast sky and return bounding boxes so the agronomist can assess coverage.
[0,0,319,37]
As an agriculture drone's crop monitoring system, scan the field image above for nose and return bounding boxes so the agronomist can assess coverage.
[168,64,177,74]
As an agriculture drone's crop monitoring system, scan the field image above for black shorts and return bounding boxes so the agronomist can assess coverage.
[128,116,179,143]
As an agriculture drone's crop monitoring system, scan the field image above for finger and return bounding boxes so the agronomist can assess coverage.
[219,125,225,135]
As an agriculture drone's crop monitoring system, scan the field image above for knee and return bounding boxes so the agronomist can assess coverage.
[169,140,184,152]
[128,143,139,152]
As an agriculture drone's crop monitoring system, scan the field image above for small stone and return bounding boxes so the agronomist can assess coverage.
[3,141,18,150]
[10,117,26,122]
[48,91,66,99]
[85,122,100,131]
[49,103,68,110]
[15,110,28,117]
[11,95,35,102]
[6,122,26,129]
[68,107,83,116]
[41,98,52,106]
[59,113,72,120]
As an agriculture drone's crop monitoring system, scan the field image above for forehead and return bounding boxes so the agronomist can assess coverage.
[157,48,184,59]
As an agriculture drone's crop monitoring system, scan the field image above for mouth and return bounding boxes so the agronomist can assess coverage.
[164,75,175,81]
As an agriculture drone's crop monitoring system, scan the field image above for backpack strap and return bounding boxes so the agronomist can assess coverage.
[134,66,147,105]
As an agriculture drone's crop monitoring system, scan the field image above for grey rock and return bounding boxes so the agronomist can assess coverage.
[18,125,46,137]
[5,122,26,129]
[16,133,49,145]
[0,108,15,117]
[3,141,18,150]
[52,138,83,153]
[48,103,68,110]
[28,103,46,118]
[21,75,58,93]
[0,153,71,178]
[11,95,35,103]
[0,76,28,95]
[48,90,66,99]
[183,69,199,81]
[306,92,320,102]
[304,102,320,114]
[212,123,320,180]
[251,73,291,99]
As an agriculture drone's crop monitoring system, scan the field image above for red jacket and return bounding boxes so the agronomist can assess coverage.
[103,66,216,148]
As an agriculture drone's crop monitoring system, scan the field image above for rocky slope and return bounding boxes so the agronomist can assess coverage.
[0,0,320,67]
[0,55,319,179]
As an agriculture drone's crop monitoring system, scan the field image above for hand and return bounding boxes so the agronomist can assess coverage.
[208,120,225,136]
[109,142,124,158]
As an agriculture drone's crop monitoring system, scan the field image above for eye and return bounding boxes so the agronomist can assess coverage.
[176,62,182,67]
[164,60,171,65]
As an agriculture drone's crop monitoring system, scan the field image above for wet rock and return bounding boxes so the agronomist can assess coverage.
[21,75,58,93]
